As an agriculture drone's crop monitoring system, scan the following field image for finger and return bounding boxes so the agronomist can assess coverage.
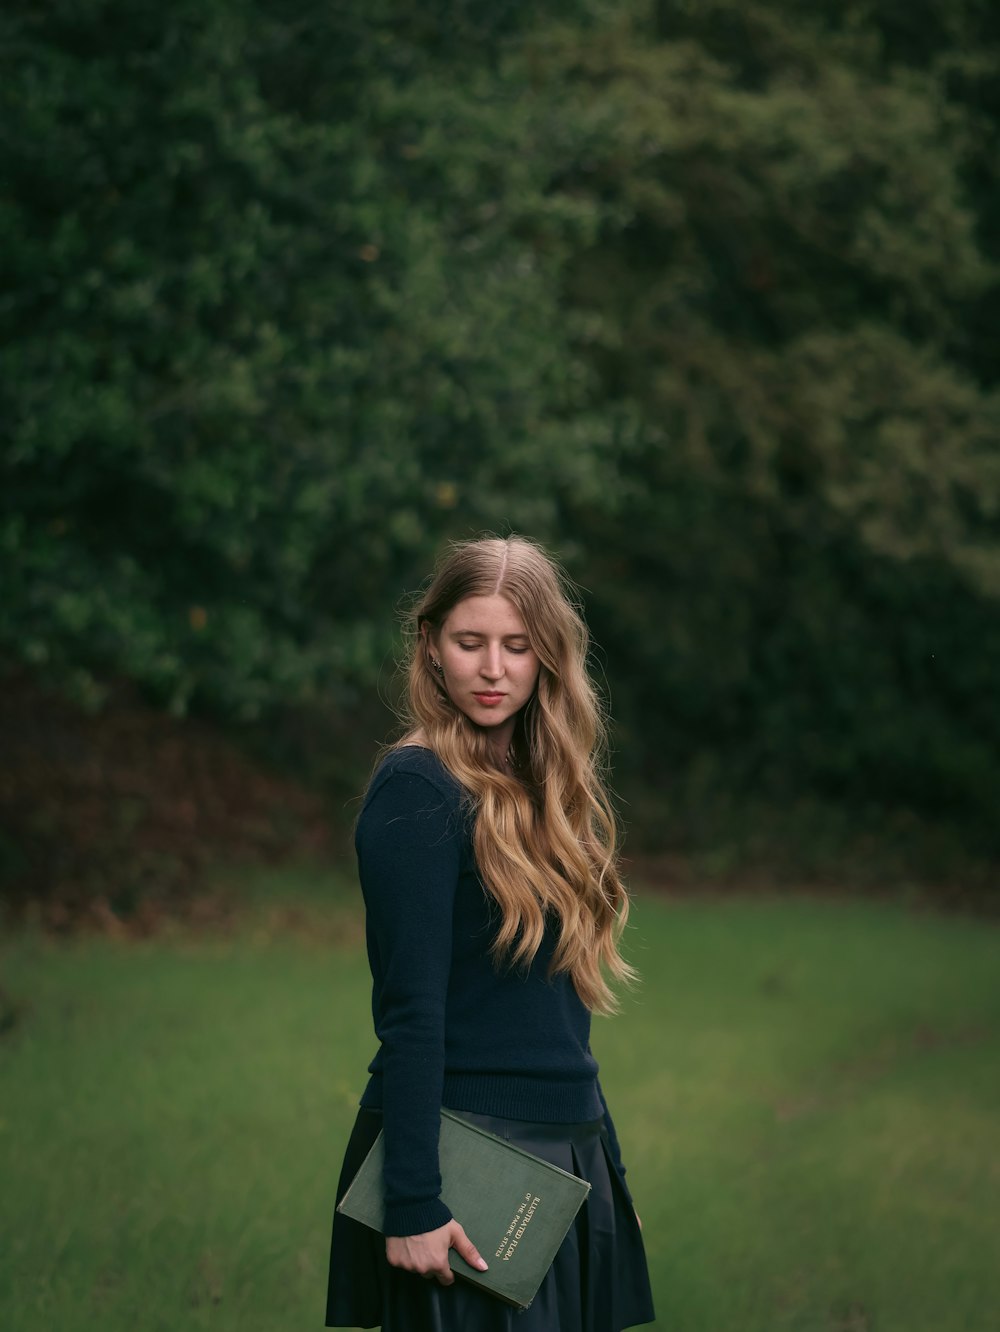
[434,1262,455,1286]
[452,1227,489,1273]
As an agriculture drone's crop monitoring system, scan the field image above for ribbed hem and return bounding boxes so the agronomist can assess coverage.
[383,1195,453,1238]
[360,1071,603,1123]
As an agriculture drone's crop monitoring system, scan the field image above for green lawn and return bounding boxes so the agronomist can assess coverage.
[1,875,998,1332]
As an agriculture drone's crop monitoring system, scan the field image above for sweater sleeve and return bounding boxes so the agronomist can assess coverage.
[356,768,462,1237]
[595,1072,633,1200]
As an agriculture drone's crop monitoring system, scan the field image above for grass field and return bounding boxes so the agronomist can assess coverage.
[1,871,998,1332]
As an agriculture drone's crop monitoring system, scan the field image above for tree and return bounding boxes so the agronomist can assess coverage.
[0,0,625,720]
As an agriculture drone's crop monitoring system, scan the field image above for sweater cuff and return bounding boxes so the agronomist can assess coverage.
[383,1196,453,1238]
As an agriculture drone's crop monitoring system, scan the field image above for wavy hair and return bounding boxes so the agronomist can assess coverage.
[389,535,637,1015]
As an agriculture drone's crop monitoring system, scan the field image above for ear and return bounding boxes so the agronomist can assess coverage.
[420,620,437,656]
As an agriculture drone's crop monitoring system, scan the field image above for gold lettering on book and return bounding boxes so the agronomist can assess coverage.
[494,1193,542,1261]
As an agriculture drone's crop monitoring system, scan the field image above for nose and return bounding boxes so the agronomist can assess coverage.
[481,645,505,681]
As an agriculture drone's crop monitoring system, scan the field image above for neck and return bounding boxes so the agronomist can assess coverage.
[485,718,517,768]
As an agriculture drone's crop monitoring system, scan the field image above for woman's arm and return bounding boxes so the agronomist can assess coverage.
[359,767,491,1281]
[595,1074,629,1185]
[595,1074,642,1226]
[357,769,460,1238]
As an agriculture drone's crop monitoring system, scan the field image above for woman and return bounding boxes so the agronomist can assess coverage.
[325,535,655,1331]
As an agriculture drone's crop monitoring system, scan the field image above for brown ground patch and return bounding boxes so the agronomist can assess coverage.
[0,665,333,934]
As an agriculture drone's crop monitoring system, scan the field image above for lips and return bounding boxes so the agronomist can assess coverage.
[473,692,505,705]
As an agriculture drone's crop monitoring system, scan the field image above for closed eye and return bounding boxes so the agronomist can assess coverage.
[456,641,532,653]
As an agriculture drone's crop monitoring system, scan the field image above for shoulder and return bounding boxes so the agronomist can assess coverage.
[360,746,467,827]
[372,744,463,796]
[356,747,471,870]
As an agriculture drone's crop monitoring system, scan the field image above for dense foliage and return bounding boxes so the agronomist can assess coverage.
[3,0,998,881]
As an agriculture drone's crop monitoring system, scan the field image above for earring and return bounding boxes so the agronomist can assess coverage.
[430,657,444,678]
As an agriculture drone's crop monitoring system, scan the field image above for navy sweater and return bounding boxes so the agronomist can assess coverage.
[356,745,630,1237]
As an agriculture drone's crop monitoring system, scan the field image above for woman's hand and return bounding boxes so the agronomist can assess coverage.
[635,1210,642,1229]
[386,1219,489,1286]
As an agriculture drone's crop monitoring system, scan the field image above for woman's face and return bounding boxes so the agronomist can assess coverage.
[426,594,541,735]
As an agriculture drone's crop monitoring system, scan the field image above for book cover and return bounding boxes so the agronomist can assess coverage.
[336,1109,591,1309]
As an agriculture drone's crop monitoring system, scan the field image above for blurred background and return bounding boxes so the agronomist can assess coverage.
[1,3,998,1330]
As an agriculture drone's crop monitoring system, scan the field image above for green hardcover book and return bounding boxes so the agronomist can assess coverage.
[336,1109,591,1310]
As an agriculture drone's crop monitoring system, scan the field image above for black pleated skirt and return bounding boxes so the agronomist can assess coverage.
[325,1106,656,1331]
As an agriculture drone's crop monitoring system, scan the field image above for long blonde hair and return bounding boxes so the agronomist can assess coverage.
[392,535,636,1015]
